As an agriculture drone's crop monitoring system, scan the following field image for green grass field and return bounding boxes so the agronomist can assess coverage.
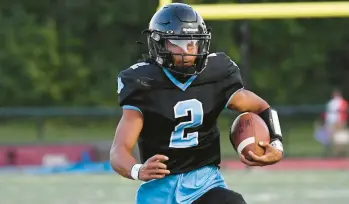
[0,115,324,157]
[0,115,346,204]
[1,170,349,204]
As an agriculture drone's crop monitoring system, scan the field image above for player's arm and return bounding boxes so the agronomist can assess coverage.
[219,52,283,148]
[110,109,170,181]
[226,90,284,166]
[110,109,143,179]
[226,89,269,115]
[218,52,283,166]
[111,71,170,181]
[226,89,282,140]
[227,89,283,146]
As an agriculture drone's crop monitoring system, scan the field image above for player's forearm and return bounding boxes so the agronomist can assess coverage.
[248,99,270,114]
[245,93,270,114]
[110,147,137,180]
[228,89,283,144]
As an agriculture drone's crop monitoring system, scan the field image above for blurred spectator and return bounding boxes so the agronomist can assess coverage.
[325,89,348,129]
[324,89,349,156]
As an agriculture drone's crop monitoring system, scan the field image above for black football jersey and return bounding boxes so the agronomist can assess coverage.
[117,52,244,174]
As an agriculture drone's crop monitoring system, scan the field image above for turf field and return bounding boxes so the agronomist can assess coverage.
[0,115,324,157]
[1,169,349,204]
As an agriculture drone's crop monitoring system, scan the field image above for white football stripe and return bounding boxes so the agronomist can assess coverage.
[237,137,255,155]
[238,112,249,116]
[230,112,250,133]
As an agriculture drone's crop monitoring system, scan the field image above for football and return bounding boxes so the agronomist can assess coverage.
[230,112,271,161]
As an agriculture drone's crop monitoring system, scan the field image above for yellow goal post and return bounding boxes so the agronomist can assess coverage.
[158,0,349,20]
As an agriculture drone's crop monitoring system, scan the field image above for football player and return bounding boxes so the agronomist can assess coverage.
[110,3,284,204]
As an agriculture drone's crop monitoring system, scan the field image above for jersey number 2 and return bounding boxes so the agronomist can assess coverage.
[169,99,203,148]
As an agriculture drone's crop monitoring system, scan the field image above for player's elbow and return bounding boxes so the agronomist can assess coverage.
[254,97,270,113]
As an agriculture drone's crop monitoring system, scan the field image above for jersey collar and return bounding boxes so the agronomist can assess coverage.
[162,68,197,91]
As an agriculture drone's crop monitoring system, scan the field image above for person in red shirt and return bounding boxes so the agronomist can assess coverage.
[325,89,348,128]
[324,89,349,156]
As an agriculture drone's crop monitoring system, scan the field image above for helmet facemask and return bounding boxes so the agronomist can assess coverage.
[146,30,211,76]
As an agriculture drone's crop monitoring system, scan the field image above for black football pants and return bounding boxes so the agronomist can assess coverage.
[192,187,247,204]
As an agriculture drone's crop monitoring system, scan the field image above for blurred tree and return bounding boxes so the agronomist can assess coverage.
[0,0,348,106]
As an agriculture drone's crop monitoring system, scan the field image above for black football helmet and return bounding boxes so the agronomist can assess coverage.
[144,3,211,76]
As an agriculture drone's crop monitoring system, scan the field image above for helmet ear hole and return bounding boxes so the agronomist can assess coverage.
[142,29,151,35]
[148,35,172,65]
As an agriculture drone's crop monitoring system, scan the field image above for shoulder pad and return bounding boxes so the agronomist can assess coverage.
[117,61,171,106]
[118,62,152,91]
[195,52,240,84]
[117,62,156,106]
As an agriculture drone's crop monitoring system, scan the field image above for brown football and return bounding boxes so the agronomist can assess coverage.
[230,112,270,161]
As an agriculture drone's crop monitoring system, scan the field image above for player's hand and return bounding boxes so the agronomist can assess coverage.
[240,141,283,167]
[138,154,170,181]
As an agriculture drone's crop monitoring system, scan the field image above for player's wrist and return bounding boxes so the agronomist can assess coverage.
[270,139,284,153]
[130,164,143,180]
